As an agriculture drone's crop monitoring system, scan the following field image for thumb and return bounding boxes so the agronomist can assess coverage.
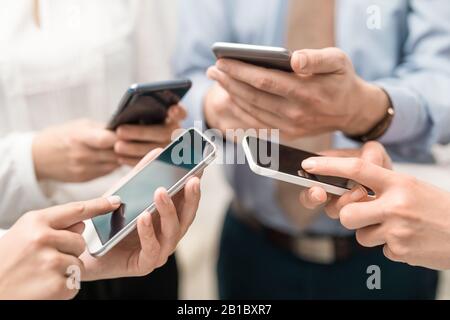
[291,48,349,75]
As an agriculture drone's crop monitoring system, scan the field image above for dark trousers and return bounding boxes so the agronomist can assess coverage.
[218,209,438,300]
[75,254,178,300]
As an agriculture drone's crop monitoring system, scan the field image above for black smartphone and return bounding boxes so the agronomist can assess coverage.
[107,79,192,130]
[212,42,293,72]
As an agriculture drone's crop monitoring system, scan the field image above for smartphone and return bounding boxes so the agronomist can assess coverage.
[212,42,293,72]
[84,128,217,256]
[242,136,374,196]
[107,80,192,130]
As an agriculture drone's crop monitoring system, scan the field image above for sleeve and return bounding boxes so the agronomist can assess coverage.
[172,0,233,128]
[0,133,51,227]
[376,0,450,148]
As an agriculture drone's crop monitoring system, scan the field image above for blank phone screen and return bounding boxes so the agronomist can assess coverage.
[93,129,214,244]
[246,136,352,190]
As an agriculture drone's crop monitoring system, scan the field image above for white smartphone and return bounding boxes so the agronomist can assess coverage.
[84,128,217,257]
[242,135,374,196]
[212,42,293,72]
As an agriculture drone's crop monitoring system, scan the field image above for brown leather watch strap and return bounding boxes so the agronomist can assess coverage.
[347,93,395,143]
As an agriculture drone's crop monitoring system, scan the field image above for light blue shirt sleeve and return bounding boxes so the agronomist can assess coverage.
[376,0,450,148]
[173,0,232,128]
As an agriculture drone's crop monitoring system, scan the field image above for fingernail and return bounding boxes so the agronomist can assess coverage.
[302,159,317,171]
[107,195,121,206]
[311,189,324,202]
[294,52,307,70]
[350,187,366,202]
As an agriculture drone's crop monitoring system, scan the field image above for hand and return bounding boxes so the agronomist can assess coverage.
[0,197,120,300]
[203,83,276,141]
[81,149,202,280]
[208,48,390,140]
[300,153,450,270]
[299,141,392,217]
[33,119,119,183]
[114,105,187,166]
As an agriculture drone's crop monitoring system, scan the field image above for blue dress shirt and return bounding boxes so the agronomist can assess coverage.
[173,0,450,235]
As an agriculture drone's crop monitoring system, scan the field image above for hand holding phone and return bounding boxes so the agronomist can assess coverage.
[107,80,192,130]
[83,128,216,258]
[242,136,374,196]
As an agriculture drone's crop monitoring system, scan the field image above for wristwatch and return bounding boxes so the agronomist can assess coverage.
[346,93,395,143]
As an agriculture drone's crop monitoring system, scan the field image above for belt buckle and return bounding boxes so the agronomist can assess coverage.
[294,236,335,264]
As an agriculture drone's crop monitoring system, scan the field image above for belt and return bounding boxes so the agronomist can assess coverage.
[231,199,372,265]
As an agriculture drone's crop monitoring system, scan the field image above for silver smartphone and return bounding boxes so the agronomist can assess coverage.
[212,42,293,72]
[84,128,217,256]
[242,136,374,196]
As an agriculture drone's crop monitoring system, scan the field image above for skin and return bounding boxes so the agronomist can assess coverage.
[33,119,120,183]
[0,149,201,299]
[206,48,389,140]
[115,105,187,166]
[32,105,186,182]
[299,142,450,270]
[80,148,201,281]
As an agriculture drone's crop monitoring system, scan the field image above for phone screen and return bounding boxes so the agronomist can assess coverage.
[246,136,353,191]
[92,129,215,244]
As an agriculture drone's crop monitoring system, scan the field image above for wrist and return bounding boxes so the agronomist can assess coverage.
[344,79,390,136]
[32,133,50,181]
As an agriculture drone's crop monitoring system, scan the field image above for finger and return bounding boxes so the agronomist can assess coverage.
[361,141,392,169]
[154,188,180,253]
[324,186,369,219]
[230,95,282,130]
[355,225,386,248]
[339,200,384,230]
[227,97,268,131]
[214,59,295,97]
[298,186,328,210]
[52,230,86,257]
[167,105,187,123]
[66,222,85,235]
[114,141,166,158]
[208,66,285,117]
[291,48,349,75]
[116,124,176,143]
[301,157,392,192]
[69,142,118,165]
[135,212,160,275]
[178,177,201,237]
[383,244,404,263]
[48,196,122,229]
[77,128,117,149]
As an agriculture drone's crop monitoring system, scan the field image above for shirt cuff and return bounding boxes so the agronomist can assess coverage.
[374,81,430,145]
[13,133,51,210]
[0,228,6,239]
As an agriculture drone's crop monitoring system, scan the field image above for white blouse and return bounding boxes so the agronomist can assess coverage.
[0,0,177,228]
